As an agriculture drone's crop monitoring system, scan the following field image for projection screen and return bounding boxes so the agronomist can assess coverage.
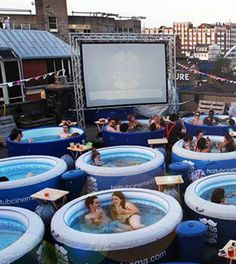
[81,43,168,108]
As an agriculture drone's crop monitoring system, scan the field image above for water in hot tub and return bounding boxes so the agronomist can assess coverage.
[0,219,25,250]
[70,200,166,234]
[22,135,60,143]
[95,154,151,167]
[200,184,236,204]
[0,162,54,180]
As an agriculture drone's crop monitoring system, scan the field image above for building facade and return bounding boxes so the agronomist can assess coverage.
[144,22,236,57]
[0,0,142,41]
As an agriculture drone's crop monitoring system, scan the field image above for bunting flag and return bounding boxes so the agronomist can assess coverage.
[177,63,236,84]
[0,69,65,87]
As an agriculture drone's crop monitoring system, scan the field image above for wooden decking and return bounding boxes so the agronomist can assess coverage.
[197,100,226,114]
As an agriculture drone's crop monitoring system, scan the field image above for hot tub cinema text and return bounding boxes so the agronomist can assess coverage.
[119,250,166,264]
[0,196,31,205]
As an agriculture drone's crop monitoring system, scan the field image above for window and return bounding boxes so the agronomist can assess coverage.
[48,17,58,32]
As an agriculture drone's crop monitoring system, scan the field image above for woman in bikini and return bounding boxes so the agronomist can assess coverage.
[111,191,145,230]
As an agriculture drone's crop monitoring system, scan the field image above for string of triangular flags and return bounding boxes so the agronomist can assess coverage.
[177,62,236,84]
[0,69,66,87]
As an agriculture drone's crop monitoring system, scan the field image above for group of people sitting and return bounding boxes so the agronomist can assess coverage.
[183,130,236,153]
[84,191,145,233]
[9,121,80,142]
[191,109,235,127]
[106,114,165,133]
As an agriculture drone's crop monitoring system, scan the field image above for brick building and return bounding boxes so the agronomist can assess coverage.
[0,0,142,41]
[144,22,236,58]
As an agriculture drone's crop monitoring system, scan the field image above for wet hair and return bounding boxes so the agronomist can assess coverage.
[85,195,98,209]
[120,123,129,132]
[224,134,235,152]
[197,137,207,150]
[63,123,70,129]
[112,191,126,209]
[127,114,135,122]
[153,114,159,119]
[225,134,234,144]
[10,129,20,141]
[209,109,214,115]
[183,134,193,143]
[114,117,121,125]
[0,176,9,182]
[229,119,236,126]
[108,118,115,123]
[211,188,225,204]
[195,129,203,138]
[194,111,201,116]
[149,122,157,131]
[91,148,100,161]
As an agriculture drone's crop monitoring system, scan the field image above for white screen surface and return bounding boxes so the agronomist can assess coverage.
[81,43,167,107]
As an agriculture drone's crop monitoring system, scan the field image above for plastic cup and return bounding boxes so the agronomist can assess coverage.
[228,246,235,257]
[70,142,75,148]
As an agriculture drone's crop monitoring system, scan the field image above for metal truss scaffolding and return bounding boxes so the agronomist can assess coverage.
[70,33,176,128]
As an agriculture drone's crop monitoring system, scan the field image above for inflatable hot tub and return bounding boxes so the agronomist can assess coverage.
[184,115,236,136]
[7,126,86,157]
[0,156,67,210]
[0,206,44,264]
[103,119,166,147]
[76,145,165,192]
[185,172,236,247]
[172,136,236,175]
[51,188,183,263]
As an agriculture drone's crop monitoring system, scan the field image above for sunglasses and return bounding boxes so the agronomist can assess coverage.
[195,114,200,116]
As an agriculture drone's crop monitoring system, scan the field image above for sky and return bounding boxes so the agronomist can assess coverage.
[1,0,236,28]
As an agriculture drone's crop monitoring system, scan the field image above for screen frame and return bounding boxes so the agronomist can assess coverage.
[80,41,169,109]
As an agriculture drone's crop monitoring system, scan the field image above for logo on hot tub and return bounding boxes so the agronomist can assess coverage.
[199,217,218,244]
[87,176,98,193]
[55,243,69,264]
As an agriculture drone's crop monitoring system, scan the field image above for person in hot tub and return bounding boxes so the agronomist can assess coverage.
[91,148,104,166]
[211,188,236,205]
[111,191,145,230]
[60,123,71,138]
[217,134,236,152]
[203,109,228,126]
[84,195,132,233]
[127,114,142,131]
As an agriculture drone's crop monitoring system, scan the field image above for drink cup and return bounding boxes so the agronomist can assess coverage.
[70,142,75,148]
[44,192,49,197]
[228,246,235,257]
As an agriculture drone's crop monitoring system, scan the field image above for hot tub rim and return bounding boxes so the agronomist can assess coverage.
[51,188,183,251]
[0,206,44,263]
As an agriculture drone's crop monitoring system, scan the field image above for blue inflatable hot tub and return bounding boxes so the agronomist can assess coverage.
[185,172,236,247]
[7,126,86,157]
[103,119,166,147]
[0,156,67,210]
[76,146,165,192]
[0,206,44,263]
[172,136,236,175]
[51,188,183,264]
[184,115,236,136]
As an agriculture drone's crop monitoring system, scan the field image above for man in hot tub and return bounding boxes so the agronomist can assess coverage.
[203,109,228,126]
[85,195,132,233]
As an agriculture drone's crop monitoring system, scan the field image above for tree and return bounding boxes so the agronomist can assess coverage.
[212,55,234,79]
